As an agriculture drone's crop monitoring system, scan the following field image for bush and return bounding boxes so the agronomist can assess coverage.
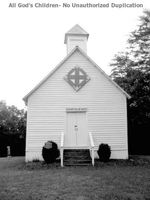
[97,143,111,162]
[42,141,60,164]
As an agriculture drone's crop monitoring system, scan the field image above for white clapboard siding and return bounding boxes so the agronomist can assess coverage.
[26,49,128,161]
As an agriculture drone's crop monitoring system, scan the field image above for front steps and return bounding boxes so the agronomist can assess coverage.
[63,149,92,166]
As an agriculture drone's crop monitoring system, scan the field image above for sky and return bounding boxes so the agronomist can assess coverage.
[0,0,149,109]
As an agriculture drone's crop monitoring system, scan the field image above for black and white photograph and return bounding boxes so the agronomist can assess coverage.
[0,0,150,199]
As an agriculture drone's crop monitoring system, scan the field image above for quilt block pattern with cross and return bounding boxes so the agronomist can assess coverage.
[64,66,90,91]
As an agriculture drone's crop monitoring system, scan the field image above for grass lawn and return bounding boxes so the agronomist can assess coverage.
[0,157,150,200]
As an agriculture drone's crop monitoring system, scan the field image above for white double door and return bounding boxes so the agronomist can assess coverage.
[65,112,88,147]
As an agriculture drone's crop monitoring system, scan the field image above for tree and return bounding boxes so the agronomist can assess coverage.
[110,10,150,155]
[0,101,26,156]
[0,101,26,137]
[128,10,150,72]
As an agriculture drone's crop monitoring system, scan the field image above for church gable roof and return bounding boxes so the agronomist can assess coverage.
[64,24,89,44]
[23,46,130,103]
[67,24,89,35]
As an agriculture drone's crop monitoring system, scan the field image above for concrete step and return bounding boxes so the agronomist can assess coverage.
[64,163,92,166]
[64,160,91,164]
[64,149,92,166]
[64,149,90,152]
[64,155,91,159]
[64,150,90,155]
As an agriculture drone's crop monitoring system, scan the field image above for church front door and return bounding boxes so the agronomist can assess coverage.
[65,112,88,147]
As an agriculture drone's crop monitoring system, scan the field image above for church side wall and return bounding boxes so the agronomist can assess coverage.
[25,50,128,161]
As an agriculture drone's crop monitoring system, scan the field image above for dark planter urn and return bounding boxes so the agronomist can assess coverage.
[42,141,60,164]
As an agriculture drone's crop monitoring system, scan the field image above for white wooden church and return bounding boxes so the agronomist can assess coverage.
[23,25,130,165]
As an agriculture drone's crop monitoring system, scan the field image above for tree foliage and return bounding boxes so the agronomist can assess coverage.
[111,10,150,76]
[128,10,150,72]
[110,10,150,154]
[0,101,26,156]
[0,101,26,137]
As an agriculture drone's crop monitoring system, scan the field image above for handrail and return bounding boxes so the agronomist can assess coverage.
[89,132,95,166]
[60,132,64,148]
[60,132,64,167]
[89,132,94,148]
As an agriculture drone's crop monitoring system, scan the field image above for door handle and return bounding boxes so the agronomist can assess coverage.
[74,125,78,131]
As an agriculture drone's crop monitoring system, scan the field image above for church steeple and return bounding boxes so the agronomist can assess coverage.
[64,24,89,54]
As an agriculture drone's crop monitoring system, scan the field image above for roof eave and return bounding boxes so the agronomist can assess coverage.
[76,47,131,99]
[23,46,80,103]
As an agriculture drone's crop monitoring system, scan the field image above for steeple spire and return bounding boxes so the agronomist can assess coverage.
[64,24,89,54]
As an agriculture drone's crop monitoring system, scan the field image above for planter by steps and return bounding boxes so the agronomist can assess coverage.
[42,141,60,164]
